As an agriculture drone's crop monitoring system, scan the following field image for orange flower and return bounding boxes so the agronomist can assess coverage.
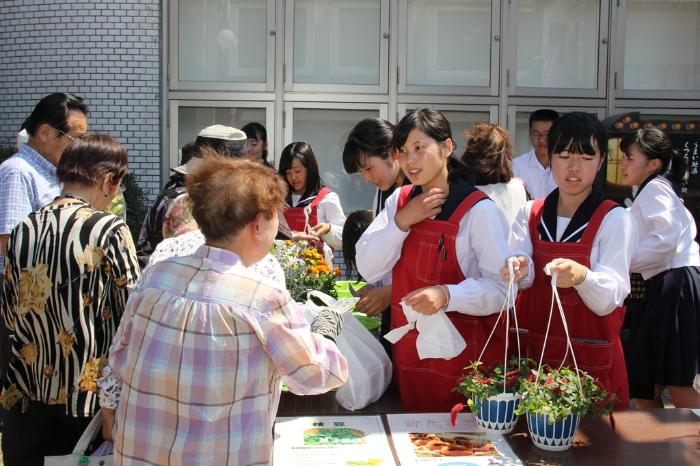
[334,267,341,277]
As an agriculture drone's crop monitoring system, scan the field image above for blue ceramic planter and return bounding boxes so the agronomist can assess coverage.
[472,393,521,434]
[526,411,580,451]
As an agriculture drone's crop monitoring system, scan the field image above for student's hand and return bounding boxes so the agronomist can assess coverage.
[356,285,392,316]
[309,223,331,238]
[500,256,529,283]
[100,407,115,442]
[292,231,322,247]
[402,285,449,315]
[545,258,588,288]
[394,188,447,231]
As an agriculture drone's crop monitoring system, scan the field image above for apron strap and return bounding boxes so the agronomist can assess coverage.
[447,190,488,225]
[580,200,619,245]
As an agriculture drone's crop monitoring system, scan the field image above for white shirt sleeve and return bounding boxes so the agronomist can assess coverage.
[317,191,346,250]
[629,181,685,274]
[356,189,410,284]
[508,202,536,289]
[445,200,510,316]
[573,207,634,316]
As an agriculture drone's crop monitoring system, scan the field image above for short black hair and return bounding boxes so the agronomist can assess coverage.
[278,142,322,199]
[342,209,374,277]
[529,109,559,130]
[548,112,608,160]
[22,92,88,136]
[343,118,395,173]
[180,141,197,165]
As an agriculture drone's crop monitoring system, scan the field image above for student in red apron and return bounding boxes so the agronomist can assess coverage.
[357,108,511,412]
[505,112,634,409]
[619,128,700,408]
[278,142,346,250]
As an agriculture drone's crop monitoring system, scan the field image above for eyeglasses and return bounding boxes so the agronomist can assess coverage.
[530,130,549,141]
[55,127,84,141]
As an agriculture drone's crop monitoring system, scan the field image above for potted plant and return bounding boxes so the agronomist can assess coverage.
[514,365,611,451]
[451,357,534,434]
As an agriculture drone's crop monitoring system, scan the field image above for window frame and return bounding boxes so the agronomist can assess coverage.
[506,0,610,99]
[283,0,390,93]
[169,0,276,92]
[397,0,501,96]
[167,99,275,174]
[611,0,700,100]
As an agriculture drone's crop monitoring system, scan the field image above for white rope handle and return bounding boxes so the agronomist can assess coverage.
[535,263,583,394]
[303,205,312,234]
[476,257,522,394]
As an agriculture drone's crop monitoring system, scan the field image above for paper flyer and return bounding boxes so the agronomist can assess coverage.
[274,415,397,466]
[386,413,522,466]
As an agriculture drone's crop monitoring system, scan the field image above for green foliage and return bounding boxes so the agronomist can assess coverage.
[122,174,150,241]
[270,240,339,302]
[514,365,612,422]
[458,357,535,402]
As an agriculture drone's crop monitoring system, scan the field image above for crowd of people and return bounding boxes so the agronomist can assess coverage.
[0,92,698,464]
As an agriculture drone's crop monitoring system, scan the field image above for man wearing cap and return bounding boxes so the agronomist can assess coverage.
[135,125,248,267]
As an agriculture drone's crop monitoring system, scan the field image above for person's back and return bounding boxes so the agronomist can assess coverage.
[108,152,347,465]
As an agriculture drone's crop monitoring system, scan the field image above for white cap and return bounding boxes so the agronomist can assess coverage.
[197,124,246,141]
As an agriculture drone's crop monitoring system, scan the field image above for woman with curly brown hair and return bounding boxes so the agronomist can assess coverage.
[461,122,527,225]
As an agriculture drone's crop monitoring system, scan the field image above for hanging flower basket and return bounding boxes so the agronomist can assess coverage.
[472,392,522,434]
[526,411,580,451]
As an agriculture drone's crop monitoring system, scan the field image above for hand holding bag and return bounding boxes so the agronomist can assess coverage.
[44,411,113,466]
[303,290,392,410]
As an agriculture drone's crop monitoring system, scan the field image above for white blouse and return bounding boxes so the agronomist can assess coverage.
[628,177,700,280]
[356,188,510,316]
[477,178,529,227]
[291,191,346,250]
[509,201,635,316]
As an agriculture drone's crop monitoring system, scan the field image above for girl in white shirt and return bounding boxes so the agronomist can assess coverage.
[356,108,510,412]
[505,112,635,409]
[620,128,700,408]
[278,142,346,250]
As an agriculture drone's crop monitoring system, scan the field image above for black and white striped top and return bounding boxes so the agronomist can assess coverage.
[1,200,140,417]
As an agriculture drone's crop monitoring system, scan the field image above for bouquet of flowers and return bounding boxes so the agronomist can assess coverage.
[271,240,340,302]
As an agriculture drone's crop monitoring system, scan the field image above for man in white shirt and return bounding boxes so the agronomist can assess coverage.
[512,109,559,199]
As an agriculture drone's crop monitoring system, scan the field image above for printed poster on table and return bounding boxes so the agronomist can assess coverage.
[274,415,396,466]
[386,413,522,466]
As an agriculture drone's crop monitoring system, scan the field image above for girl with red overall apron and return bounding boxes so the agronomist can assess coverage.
[279,142,346,250]
[506,113,634,409]
[357,108,511,412]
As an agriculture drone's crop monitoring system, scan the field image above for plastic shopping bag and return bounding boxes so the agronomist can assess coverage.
[303,291,392,411]
[44,411,113,466]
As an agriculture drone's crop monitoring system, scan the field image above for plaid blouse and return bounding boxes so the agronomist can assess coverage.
[0,200,140,417]
[110,245,347,465]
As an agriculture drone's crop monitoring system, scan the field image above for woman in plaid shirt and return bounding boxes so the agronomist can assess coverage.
[100,150,348,465]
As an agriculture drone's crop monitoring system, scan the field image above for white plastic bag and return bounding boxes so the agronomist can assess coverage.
[303,291,392,411]
[44,411,113,466]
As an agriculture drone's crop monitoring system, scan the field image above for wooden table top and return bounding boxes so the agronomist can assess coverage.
[277,388,700,465]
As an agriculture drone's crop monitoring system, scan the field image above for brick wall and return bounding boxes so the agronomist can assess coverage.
[0,0,162,201]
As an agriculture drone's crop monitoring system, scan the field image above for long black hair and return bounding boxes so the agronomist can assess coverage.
[391,107,468,184]
[278,142,323,199]
[620,128,687,186]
